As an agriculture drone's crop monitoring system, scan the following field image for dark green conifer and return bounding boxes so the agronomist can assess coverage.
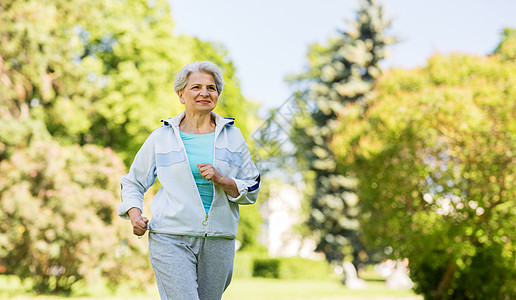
[292,0,394,267]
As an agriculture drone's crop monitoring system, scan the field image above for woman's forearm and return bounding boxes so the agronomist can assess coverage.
[215,175,239,198]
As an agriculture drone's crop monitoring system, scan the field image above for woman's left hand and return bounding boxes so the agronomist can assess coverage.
[197,163,223,184]
[197,163,239,198]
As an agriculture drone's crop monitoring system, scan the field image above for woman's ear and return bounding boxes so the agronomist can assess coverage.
[177,91,184,104]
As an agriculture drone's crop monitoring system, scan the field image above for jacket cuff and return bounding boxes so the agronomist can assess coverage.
[226,177,247,202]
[118,199,143,220]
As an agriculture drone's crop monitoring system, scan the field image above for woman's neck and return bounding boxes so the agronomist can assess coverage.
[179,111,215,134]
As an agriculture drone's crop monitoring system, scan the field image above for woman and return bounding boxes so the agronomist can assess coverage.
[118,61,260,299]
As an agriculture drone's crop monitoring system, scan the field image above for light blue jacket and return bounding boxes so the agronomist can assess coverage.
[118,111,260,239]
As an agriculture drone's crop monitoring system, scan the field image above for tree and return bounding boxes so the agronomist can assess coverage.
[85,3,257,164]
[290,0,393,267]
[0,0,108,157]
[334,29,516,299]
[0,0,256,163]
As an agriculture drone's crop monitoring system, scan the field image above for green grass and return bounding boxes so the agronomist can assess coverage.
[224,278,420,300]
[0,276,160,300]
[0,275,421,300]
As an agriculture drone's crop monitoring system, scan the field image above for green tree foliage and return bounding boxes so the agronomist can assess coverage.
[0,0,105,157]
[1,0,261,293]
[494,28,516,60]
[334,30,516,299]
[290,0,393,266]
[86,1,256,163]
[0,0,254,163]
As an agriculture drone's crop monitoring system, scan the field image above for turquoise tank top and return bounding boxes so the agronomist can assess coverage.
[179,131,215,214]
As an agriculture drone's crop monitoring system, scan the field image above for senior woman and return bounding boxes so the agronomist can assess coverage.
[118,61,260,300]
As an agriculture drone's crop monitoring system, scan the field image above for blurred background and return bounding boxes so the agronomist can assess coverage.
[0,0,514,299]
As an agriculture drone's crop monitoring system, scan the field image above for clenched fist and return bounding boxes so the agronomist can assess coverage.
[197,163,223,184]
[197,163,239,198]
[128,207,149,237]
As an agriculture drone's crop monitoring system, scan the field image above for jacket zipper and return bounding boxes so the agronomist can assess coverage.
[173,126,209,224]
[173,123,226,235]
[203,215,209,237]
[204,124,222,230]
[168,115,230,236]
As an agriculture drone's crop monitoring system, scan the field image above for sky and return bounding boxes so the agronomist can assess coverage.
[169,0,516,112]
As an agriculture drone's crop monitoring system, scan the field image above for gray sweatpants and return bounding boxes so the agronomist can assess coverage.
[148,232,235,300]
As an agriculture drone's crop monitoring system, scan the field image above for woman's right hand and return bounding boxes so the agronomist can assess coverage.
[128,207,149,237]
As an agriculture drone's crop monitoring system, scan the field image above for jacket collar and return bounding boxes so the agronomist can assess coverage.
[161,111,234,128]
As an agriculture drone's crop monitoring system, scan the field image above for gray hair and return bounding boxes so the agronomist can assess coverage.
[174,61,225,95]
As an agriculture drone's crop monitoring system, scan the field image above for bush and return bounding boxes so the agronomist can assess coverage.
[0,141,151,294]
[244,254,330,280]
[279,257,330,280]
[252,258,280,279]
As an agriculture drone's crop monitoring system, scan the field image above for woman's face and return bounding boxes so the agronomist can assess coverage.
[178,71,219,114]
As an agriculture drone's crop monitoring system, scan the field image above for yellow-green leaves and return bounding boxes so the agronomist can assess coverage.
[336,30,516,299]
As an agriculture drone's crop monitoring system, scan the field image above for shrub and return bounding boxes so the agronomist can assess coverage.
[252,258,280,279]
[0,141,151,294]
[246,254,330,280]
[279,257,330,280]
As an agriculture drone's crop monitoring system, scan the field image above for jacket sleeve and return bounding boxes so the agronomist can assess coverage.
[227,142,260,205]
[118,131,158,219]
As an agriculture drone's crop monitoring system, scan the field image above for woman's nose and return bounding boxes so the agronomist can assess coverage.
[200,87,209,96]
